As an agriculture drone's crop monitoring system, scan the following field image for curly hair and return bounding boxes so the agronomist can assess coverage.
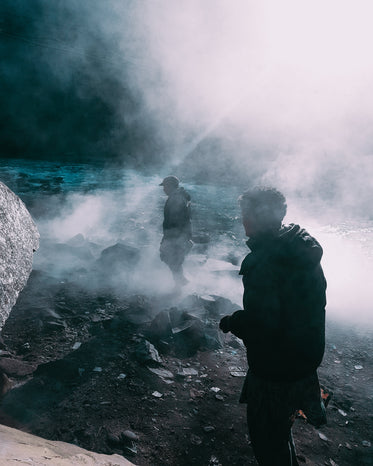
[238,187,287,230]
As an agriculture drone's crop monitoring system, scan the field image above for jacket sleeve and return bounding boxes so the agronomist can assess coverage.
[228,270,283,340]
[164,196,190,231]
[228,310,253,339]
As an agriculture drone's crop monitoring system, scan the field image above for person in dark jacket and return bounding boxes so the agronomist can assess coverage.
[219,186,327,466]
[159,175,192,288]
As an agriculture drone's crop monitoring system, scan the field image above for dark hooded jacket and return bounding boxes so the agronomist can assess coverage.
[229,224,326,382]
[163,187,192,239]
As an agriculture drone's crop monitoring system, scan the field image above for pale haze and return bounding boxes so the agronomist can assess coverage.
[101,0,373,218]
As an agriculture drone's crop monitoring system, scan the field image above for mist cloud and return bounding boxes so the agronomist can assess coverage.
[126,0,373,218]
[66,0,371,219]
[2,1,373,325]
[30,171,373,329]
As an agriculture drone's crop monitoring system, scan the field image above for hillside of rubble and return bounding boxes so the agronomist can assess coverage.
[0,258,372,466]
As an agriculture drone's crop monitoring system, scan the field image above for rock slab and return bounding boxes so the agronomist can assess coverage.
[0,424,135,465]
[0,181,39,330]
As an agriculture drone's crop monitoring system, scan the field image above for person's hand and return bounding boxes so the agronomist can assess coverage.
[219,316,231,333]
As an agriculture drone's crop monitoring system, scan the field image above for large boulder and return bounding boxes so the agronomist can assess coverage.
[92,242,141,289]
[0,182,39,330]
[0,424,134,465]
[148,309,207,357]
[96,243,140,270]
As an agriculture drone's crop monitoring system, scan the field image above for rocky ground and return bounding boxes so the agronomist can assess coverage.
[0,259,372,466]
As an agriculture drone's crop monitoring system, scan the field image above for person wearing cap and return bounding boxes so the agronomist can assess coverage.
[219,186,327,466]
[159,175,192,288]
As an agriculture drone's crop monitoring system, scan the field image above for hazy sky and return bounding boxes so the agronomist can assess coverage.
[134,1,373,132]
[2,0,372,216]
[112,0,373,216]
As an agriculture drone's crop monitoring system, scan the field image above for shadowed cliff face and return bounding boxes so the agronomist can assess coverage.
[0,182,39,329]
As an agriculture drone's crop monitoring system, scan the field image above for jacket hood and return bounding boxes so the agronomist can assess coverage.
[277,223,323,266]
[170,187,191,202]
[241,223,323,274]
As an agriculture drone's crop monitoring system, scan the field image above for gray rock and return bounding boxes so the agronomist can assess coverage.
[204,327,224,350]
[202,294,239,317]
[180,293,238,317]
[0,424,135,465]
[149,308,222,355]
[148,310,172,340]
[96,243,140,270]
[124,443,137,455]
[125,306,153,325]
[171,320,195,334]
[148,367,174,381]
[177,367,198,377]
[0,182,39,330]
[134,339,162,365]
[163,309,207,357]
[66,233,86,247]
[106,431,122,446]
[122,430,139,442]
[0,372,11,397]
[42,320,67,333]
[190,434,202,445]
[0,358,36,377]
[208,455,222,466]
[203,426,215,433]
[229,366,246,377]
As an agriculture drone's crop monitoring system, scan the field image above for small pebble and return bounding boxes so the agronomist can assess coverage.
[122,430,139,441]
[203,426,215,433]
[318,432,328,442]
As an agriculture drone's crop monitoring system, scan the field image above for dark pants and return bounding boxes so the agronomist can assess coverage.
[160,235,191,285]
[241,371,325,466]
[247,407,299,466]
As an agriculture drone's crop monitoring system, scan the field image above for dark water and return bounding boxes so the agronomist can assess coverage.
[0,158,116,194]
[0,157,243,240]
